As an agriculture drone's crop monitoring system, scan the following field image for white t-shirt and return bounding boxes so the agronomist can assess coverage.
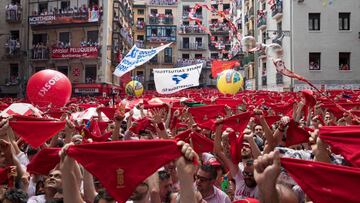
[203,186,231,203]
[27,194,45,203]
[233,169,259,200]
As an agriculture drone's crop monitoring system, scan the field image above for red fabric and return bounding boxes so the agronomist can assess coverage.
[9,121,65,148]
[189,105,226,123]
[233,198,259,203]
[190,132,214,154]
[67,140,182,203]
[78,104,98,109]
[83,120,112,142]
[281,157,360,203]
[174,129,191,142]
[285,120,310,147]
[131,118,154,134]
[211,112,251,132]
[26,148,61,175]
[267,102,294,116]
[319,126,360,167]
[11,115,55,121]
[215,98,242,108]
[0,167,10,185]
[254,116,281,127]
[45,110,65,119]
[228,131,243,165]
[98,107,116,120]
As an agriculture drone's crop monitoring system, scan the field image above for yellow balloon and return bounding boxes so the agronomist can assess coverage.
[125,80,144,97]
[217,70,244,95]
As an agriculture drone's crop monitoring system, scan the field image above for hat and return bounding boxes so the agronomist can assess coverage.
[206,157,222,167]
[233,198,259,203]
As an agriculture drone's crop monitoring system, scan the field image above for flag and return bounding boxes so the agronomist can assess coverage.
[153,63,203,94]
[211,60,237,78]
[113,43,172,77]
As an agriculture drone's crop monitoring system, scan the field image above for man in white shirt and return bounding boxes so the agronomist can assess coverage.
[27,170,63,203]
[195,165,231,203]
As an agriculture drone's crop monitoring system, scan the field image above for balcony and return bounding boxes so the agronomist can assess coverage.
[182,12,190,19]
[149,16,160,24]
[136,21,145,30]
[163,16,174,24]
[180,42,206,51]
[4,40,21,58]
[179,25,206,35]
[147,35,176,43]
[29,9,100,27]
[6,6,22,23]
[257,17,267,30]
[135,40,145,48]
[149,0,177,6]
[262,76,267,86]
[31,47,50,60]
[209,24,230,34]
[174,58,209,68]
[120,27,133,46]
[276,72,283,84]
[271,0,283,19]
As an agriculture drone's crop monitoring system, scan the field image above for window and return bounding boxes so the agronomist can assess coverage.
[223,4,230,11]
[10,30,19,40]
[182,37,189,49]
[137,9,144,15]
[183,21,189,26]
[59,32,70,44]
[211,53,219,59]
[85,65,97,83]
[211,19,218,24]
[87,30,98,43]
[195,37,202,48]
[150,9,158,15]
[309,53,321,70]
[35,67,45,72]
[262,2,266,10]
[262,31,267,44]
[195,54,202,59]
[212,5,218,10]
[10,64,19,78]
[61,1,70,10]
[57,66,68,76]
[32,33,47,45]
[339,52,350,70]
[339,13,350,30]
[277,22,282,31]
[223,53,228,59]
[183,6,190,16]
[38,2,48,14]
[137,35,144,41]
[165,9,172,15]
[309,13,320,31]
[182,54,189,59]
[262,62,267,75]
[164,47,172,63]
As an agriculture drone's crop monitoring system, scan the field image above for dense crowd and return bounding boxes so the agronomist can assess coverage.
[0,88,359,203]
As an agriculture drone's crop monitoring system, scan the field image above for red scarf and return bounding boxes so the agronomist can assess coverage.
[188,105,226,123]
[9,121,65,148]
[67,140,182,203]
[229,131,243,165]
[190,132,214,154]
[285,120,310,147]
[319,126,360,167]
[281,157,360,203]
[26,148,61,175]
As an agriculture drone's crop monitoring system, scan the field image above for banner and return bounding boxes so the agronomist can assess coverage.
[51,47,98,59]
[153,63,203,94]
[29,10,99,26]
[113,43,172,77]
[211,60,237,78]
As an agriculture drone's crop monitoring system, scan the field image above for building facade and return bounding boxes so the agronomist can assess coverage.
[0,0,28,97]
[25,0,133,96]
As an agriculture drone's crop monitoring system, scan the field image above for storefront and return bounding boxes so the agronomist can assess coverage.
[73,83,122,97]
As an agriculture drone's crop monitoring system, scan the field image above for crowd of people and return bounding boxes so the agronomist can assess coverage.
[5,2,22,21]
[31,4,101,17]
[0,88,359,203]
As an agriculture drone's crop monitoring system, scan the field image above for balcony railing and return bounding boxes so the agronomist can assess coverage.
[135,40,145,48]
[31,47,50,60]
[276,72,283,84]
[210,24,230,33]
[180,42,206,51]
[4,40,21,57]
[174,58,209,68]
[163,16,173,24]
[149,0,177,6]
[6,7,22,23]
[149,16,160,24]
[271,0,283,18]
[147,36,176,43]
[179,25,206,34]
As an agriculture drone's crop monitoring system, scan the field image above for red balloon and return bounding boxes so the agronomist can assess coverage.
[26,69,72,107]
